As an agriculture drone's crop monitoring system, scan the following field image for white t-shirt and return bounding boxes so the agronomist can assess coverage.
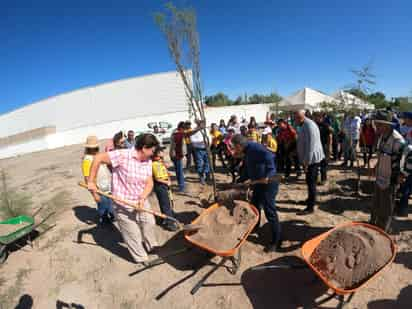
[190,131,206,149]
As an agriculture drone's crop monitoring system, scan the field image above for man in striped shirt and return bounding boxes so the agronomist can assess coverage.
[398,144,412,217]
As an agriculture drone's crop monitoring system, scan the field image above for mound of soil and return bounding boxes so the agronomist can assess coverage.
[310,225,392,289]
[189,200,257,252]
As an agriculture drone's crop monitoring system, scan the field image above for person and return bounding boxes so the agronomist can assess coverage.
[342,113,361,168]
[190,120,209,184]
[369,110,405,231]
[223,127,239,182]
[125,130,135,149]
[329,115,341,161]
[276,119,298,180]
[218,119,227,136]
[152,145,179,231]
[360,118,376,167]
[232,134,281,252]
[82,135,114,224]
[113,131,126,150]
[314,113,333,184]
[87,133,160,265]
[398,143,412,217]
[170,122,187,192]
[184,121,195,170]
[210,123,226,169]
[261,127,277,154]
[249,116,257,128]
[400,112,412,145]
[228,115,240,133]
[240,125,248,137]
[295,110,325,215]
[247,123,261,143]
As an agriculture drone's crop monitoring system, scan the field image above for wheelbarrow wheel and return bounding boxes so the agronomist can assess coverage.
[0,244,8,264]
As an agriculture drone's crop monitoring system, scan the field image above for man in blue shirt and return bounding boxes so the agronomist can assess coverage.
[231,134,281,252]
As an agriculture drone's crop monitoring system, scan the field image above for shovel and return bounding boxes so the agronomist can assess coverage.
[78,182,203,232]
[231,174,283,188]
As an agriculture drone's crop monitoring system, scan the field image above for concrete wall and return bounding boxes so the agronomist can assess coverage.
[0,71,190,138]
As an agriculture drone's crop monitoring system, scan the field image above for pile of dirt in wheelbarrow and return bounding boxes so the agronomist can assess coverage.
[310,225,392,289]
[190,200,257,252]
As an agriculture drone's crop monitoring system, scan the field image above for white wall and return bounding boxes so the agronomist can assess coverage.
[0,100,271,159]
[0,71,189,138]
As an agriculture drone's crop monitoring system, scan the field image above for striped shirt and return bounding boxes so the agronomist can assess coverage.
[401,145,412,176]
[108,149,152,208]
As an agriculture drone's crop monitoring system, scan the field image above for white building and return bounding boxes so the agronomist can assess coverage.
[0,71,271,159]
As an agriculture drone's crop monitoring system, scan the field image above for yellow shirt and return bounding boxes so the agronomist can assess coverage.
[152,160,169,181]
[211,130,222,146]
[184,129,192,145]
[247,130,261,143]
[265,135,278,153]
[82,155,93,177]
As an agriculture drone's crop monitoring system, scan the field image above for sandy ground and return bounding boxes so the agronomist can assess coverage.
[0,144,412,309]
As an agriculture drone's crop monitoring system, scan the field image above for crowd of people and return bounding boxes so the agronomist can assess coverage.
[82,107,412,263]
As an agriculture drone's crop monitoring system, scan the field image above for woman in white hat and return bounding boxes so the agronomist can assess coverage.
[82,135,114,224]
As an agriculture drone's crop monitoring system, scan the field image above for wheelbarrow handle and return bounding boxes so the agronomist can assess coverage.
[233,174,283,188]
[78,181,177,224]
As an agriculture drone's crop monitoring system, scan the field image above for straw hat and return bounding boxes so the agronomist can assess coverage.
[85,135,99,148]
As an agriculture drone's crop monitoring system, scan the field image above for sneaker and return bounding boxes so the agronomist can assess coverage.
[264,240,283,253]
[200,177,206,185]
[164,221,179,232]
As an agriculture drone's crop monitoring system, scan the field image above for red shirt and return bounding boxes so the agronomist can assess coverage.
[277,125,297,144]
[361,126,376,146]
[173,130,185,160]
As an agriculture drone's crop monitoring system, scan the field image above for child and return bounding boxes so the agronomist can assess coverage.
[210,123,226,169]
[247,123,261,143]
[261,128,278,154]
[152,145,179,231]
[82,135,114,224]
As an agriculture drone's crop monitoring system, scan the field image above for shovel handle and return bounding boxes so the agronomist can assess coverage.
[78,181,174,222]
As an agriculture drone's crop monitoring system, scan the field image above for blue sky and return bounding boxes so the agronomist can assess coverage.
[1,0,411,114]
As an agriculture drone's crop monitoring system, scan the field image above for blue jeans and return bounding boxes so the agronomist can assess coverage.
[172,158,185,191]
[400,175,412,214]
[97,195,114,217]
[194,148,210,179]
[154,182,175,222]
[251,181,280,245]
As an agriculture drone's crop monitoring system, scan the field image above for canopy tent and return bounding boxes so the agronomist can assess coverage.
[277,87,337,111]
[332,90,375,111]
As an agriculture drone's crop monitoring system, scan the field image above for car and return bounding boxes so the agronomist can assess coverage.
[145,121,173,144]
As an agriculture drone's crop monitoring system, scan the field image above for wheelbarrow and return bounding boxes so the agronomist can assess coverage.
[0,209,55,264]
[251,222,396,308]
[129,202,259,296]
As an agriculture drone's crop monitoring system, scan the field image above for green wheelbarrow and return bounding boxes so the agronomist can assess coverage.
[0,209,55,264]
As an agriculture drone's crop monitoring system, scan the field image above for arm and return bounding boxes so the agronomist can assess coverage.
[263,149,276,180]
[139,177,154,207]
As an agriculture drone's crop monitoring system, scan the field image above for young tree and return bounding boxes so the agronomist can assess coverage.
[154,2,217,198]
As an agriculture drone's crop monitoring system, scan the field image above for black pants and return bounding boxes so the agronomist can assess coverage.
[211,144,227,169]
[363,145,373,166]
[153,182,175,223]
[306,163,320,208]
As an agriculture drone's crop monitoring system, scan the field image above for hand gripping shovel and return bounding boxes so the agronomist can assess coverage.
[78,182,203,232]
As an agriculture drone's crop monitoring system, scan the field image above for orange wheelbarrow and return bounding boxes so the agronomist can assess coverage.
[252,222,396,308]
[184,202,259,294]
[129,202,259,296]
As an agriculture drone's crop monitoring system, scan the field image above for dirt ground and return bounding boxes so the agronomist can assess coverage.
[1,143,412,309]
